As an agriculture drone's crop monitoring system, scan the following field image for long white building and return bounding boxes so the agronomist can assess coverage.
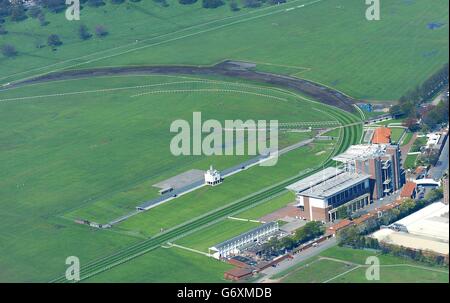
[209,222,279,259]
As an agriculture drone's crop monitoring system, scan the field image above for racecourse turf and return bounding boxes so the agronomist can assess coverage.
[276,246,449,283]
[0,72,359,282]
[1,0,448,100]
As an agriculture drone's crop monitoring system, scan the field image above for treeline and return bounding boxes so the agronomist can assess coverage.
[258,221,324,258]
[337,189,446,266]
[391,63,449,131]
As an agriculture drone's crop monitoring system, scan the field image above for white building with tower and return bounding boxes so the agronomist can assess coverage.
[205,165,222,186]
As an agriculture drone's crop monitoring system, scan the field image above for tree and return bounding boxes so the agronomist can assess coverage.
[179,0,197,4]
[0,24,7,35]
[47,34,62,47]
[42,0,66,13]
[111,0,125,3]
[294,221,324,244]
[10,3,27,22]
[95,25,108,37]
[88,0,106,7]
[243,0,262,8]
[78,24,92,40]
[38,13,49,26]
[425,188,443,203]
[403,117,420,132]
[1,44,17,57]
[229,0,239,11]
[28,5,42,19]
[202,0,224,9]
[0,0,12,18]
[280,236,295,251]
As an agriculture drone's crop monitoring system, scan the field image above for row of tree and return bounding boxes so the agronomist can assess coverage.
[2,23,108,57]
[390,63,449,131]
[259,221,325,258]
[336,189,446,265]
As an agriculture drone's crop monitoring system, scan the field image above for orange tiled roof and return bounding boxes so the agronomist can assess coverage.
[372,127,391,144]
[400,182,417,198]
[328,219,354,233]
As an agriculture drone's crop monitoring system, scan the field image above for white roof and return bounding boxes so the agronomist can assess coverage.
[371,202,449,255]
[286,167,342,193]
[396,202,449,241]
[333,144,389,162]
[372,229,449,255]
[286,167,370,199]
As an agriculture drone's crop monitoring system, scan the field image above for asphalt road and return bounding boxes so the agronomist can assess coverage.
[429,136,449,180]
[256,237,337,282]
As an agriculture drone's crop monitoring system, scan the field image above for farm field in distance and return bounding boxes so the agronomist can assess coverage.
[0,0,448,285]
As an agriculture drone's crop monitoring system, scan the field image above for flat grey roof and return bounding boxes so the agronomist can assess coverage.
[210,222,278,251]
[299,172,370,199]
[286,167,343,193]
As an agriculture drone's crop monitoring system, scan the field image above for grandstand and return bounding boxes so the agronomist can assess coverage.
[208,222,279,259]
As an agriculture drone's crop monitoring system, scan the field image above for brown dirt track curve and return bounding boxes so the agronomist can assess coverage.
[4,60,357,113]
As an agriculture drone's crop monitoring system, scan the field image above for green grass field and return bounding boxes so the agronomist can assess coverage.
[175,219,261,253]
[0,0,442,283]
[234,191,295,220]
[0,71,361,282]
[401,131,414,146]
[1,0,448,100]
[389,127,405,144]
[276,246,449,283]
[404,154,419,169]
[87,246,233,283]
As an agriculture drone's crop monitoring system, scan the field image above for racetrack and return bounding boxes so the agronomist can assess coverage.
[50,103,362,282]
[3,61,357,113]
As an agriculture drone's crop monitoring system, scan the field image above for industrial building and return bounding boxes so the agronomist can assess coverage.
[333,144,404,200]
[209,222,279,259]
[371,202,449,256]
[286,167,371,222]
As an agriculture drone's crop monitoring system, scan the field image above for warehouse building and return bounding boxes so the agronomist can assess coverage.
[287,167,371,222]
[371,202,449,256]
[209,222,279,259]
[333,144,404,200]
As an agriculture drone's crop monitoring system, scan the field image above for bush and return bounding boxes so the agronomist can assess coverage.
[179,0,197,4]
[243,0,262,8]
[47,34,62,47]
[1,44,17,57]
[28,6,42,19]
[229,0,239,11]
[78,24,92,40]
[0,25,7,35]
[95,25,108,37]
[202,0,224,9]
[38,13,49,26]
[10,4,27,22]
[42,0,67,13]
[88,0,106,7]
